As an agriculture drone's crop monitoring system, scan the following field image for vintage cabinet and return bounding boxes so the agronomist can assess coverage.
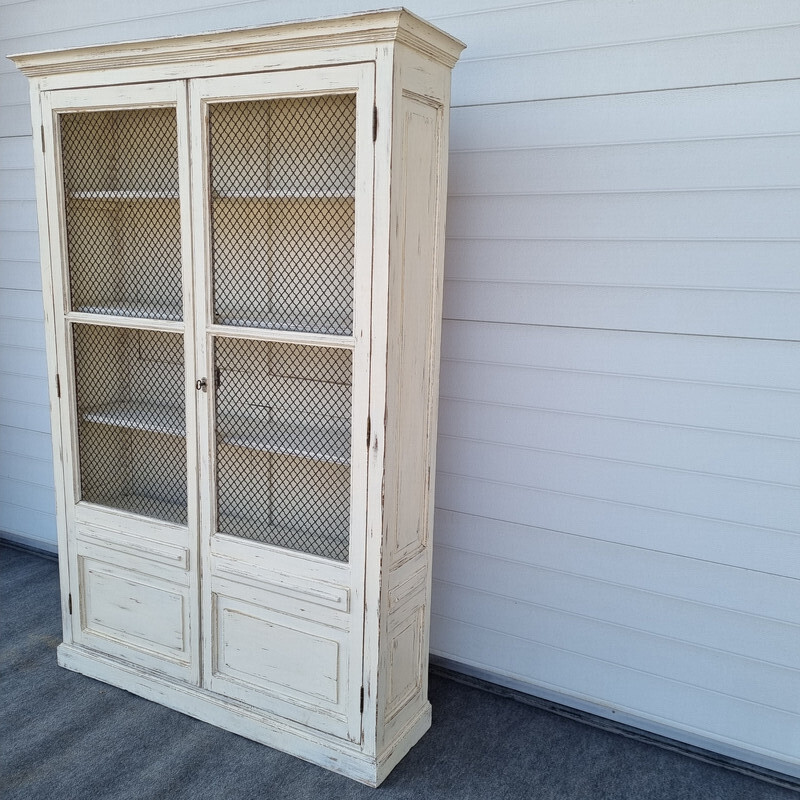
[10,10,463,785]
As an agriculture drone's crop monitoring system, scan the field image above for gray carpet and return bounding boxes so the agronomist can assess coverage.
[1,543,796,800]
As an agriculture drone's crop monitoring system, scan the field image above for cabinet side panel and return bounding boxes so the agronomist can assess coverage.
[379,48,451,752]
[386,100,440,565]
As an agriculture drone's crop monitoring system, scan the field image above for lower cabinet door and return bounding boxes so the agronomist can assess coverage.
[73,533,195,682]
[207,571,354,740]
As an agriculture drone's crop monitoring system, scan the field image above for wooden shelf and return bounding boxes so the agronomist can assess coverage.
[219,417,351,465]
[214,311,350,336]
[69,190,179,199]
[82,401,350,464]
[212,191,354,200]
[82,402,186,438]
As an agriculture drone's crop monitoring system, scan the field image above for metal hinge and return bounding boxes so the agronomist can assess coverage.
[56,374,61,398]
[41,125,45,152]
[360,686,365,713]
[68,593,72,615]
[372,106,378,142]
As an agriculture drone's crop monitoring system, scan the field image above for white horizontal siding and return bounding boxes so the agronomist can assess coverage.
[438,398,800,487]
[440,359,799,439]
[432,577,800,715]
[448,190,800,241]
[1,0,799,778]
[451,137,800,194]
[430,4,800,770]
[451,80,800,148]
[444,279,800,340]
[445,238,800,292]
[451,25,800,106]
[434,510,800,646]
[432,618,800,763]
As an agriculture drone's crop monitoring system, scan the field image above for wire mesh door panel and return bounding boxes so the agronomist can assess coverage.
[59,107,183,320]
[72,323,187,524]
[214,337,352,562]
[208,94,356,335]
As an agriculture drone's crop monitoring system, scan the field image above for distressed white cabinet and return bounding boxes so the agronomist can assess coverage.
[10,10,463,785]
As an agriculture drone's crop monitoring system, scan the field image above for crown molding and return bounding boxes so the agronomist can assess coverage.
[8,8,465,77]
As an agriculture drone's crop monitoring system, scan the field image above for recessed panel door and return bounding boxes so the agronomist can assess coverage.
[190,65,374,740]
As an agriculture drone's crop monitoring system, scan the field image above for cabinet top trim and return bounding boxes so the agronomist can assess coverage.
[8,7,465,77]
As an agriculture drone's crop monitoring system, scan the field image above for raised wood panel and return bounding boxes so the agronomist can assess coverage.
[438,398,800,487]
[385,93,440,565]
[451,80,800,150]
[441,321,800,391]
[209,588,350,739]
[430,617,800,763]
[217,603,340,703]
[434,509,800,641]
[432,579,800,714]
[434,472,800,582]
[444,239,800,293]
[439,360,799,439]
[452,25,800,105]
[79,557,189,658]
[386,604,425,717]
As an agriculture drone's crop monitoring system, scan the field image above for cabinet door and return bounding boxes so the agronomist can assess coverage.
[189,65,374,741]
[41,83,199,682]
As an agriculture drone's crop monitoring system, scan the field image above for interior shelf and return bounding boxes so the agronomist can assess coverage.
[212,191,354,200]
[69,190,180,199]
[83,402,186,438]
[213,311,351,336]
[219,418,351,465]
[82,401,350,464]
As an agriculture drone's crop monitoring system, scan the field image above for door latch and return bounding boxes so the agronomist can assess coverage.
[195,378,207,391]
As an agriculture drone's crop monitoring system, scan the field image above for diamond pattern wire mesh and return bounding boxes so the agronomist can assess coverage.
[72,323,187,524]
[214,337,352,562]
[208,95,356,334]
[60,108,182,320]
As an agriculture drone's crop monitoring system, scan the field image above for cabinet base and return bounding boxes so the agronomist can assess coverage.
[57,642,431,786]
